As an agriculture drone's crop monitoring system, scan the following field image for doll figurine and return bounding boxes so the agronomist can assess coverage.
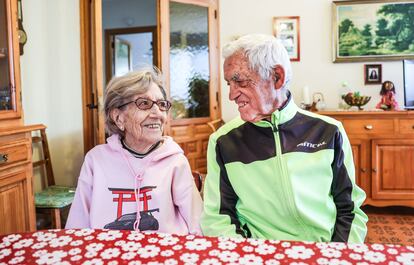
[376,81,399,110]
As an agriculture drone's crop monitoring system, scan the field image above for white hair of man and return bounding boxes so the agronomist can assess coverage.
[222,34,292,93]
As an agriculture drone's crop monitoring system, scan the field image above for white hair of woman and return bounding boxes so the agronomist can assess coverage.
[222,34,292,93]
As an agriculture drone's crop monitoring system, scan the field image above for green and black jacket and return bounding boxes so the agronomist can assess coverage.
[201,94,368,243]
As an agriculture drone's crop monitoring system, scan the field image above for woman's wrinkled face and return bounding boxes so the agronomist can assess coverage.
[116,83,168,151]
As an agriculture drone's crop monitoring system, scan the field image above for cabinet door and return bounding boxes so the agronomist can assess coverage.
[371,139,414,200]
[350,139,369,194]
[0,169,32,234]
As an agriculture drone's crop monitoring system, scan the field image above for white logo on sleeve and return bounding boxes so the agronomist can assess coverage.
[297,141,327,149]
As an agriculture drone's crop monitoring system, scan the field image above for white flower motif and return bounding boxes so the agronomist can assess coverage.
[138,245,160,258]
[128,261,142,265]
[159,237,179,246]
[387,248,398,255]
[85,251,98,258]
[127,232,144,241]
[239,254,263,265]
[161,250,174,257]
[0,241,10,248]
[35,232,56,242]
[321,248,341,258]
[185,234,195,240]
[82,258,104,265]
[218,240,236,250]
[218,251,240,262]
[285,246,315,259]
[388,262,400,265]
[316,257,330,265]
[274,253,285,260]
[36,250,67,265]
[324,259,351,265]
[121,252,136,260]
[371,244,385,251]
[101,248,121,259]
[114,240,126,246]
[86,243,104,252]
[242,245,254,252]
[50,236,72,247]
[172,244,183,250]
[68,248,81,255]
[70,255,82,261]
[13,238,33,249]
[407,246,414,252]
[347,243,368,253]
[8,256,25,264]
[31,242,47,249]
[268,240,280,244]
[108,261,118,265]
[146,262,163,265]
[148,237,159,243]
[209,249,220,256]
[265,259,280,265]
[97,230,122,241]
[289,263,308,265]
[349,253,362,260]
[0,249,11,259]
[121,241,141,252]
[230,237,246,243]
[33,250,47,257]
[164,259,178,265]
[316,242,328,249]
[247,238,265,246]
[281,242,291,248]
[201,258,222,265]
[363,251,386,263]
[74,229,95,236]
[255,244,276,255]
[396,253,414,265]
[180,253,199,263]
[15,250,25,256]
[185,238,212,251]
[327,242,347,250]
[70,240,84,246]
[85,236,94,240]
[3,234,22,243]
[355,262,369,265]
[64,229,76,234]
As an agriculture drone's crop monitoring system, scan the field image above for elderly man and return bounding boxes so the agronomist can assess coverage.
[201,34,367,243]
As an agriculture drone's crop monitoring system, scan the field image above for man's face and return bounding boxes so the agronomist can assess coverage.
[224,52,278,123]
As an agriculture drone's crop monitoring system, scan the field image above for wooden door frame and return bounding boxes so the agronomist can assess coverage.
[104,26,158,84]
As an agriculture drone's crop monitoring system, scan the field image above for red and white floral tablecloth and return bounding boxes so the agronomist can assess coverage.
[1,229,414,264]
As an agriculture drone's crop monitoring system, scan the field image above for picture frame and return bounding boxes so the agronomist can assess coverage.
[364,64,382,84]
[333,0,414,63]
[273,16,300,62]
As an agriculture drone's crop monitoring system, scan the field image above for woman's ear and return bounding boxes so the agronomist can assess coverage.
[110,108,125,131]
[272,65,285,90]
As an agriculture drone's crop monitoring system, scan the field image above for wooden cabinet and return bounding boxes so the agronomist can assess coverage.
[321,111,414,207]
[0,0,36,234]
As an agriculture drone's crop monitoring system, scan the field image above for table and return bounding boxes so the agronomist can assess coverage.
[1,229,413,264]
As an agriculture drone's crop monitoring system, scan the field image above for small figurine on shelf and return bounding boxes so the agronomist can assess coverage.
[376,80,399,110]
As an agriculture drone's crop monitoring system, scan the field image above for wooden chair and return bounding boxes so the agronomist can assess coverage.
[31,124,75,229]
[207,118,224,132]
[192,171,203,192]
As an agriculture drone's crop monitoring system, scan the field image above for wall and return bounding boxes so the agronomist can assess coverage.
[20,0,83,190]
[219,0,405,121]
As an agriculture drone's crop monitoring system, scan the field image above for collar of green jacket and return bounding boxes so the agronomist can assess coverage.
[255,90,298,127]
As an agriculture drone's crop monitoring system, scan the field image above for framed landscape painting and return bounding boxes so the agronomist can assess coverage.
[333,0,414,62]
[273,16,300,61]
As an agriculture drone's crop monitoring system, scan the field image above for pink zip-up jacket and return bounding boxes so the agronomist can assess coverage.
[66,134,203,235]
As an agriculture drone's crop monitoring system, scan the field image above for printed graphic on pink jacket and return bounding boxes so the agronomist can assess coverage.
[66,134,203,235]
[104,186,160,231]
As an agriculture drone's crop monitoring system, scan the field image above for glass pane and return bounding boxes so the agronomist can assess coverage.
[0,0,13,111]
[169,2,210,119]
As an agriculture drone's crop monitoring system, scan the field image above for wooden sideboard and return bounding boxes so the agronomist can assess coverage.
[320,111,414,207]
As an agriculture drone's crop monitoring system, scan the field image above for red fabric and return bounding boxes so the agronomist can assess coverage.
[1,229,413,264]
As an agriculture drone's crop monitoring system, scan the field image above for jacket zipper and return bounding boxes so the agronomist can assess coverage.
[270,115,310,239]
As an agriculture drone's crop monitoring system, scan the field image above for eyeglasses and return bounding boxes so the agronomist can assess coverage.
[118,97,172,111]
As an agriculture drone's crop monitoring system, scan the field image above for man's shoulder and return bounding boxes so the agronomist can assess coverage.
[296,109,342,128]
[210,116,246,141]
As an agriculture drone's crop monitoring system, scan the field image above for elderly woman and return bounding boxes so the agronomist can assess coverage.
[66,68,203,235]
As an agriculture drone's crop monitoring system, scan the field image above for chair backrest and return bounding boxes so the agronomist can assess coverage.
[192,171,203,192]
[31,124,55,187]
[207,118,224,132]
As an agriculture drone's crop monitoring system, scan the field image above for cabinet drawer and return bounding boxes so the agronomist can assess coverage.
[399,119,414,134]
[342,119,394,134]
[0,143,29,168]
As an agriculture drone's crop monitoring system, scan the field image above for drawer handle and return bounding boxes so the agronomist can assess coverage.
[372,168,377,173]
[364,125,373,130]
[0,154,8,164]
[361,168,366,173]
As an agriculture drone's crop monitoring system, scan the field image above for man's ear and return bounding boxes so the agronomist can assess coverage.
[110,108,125,131]
[272,65,285,90]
